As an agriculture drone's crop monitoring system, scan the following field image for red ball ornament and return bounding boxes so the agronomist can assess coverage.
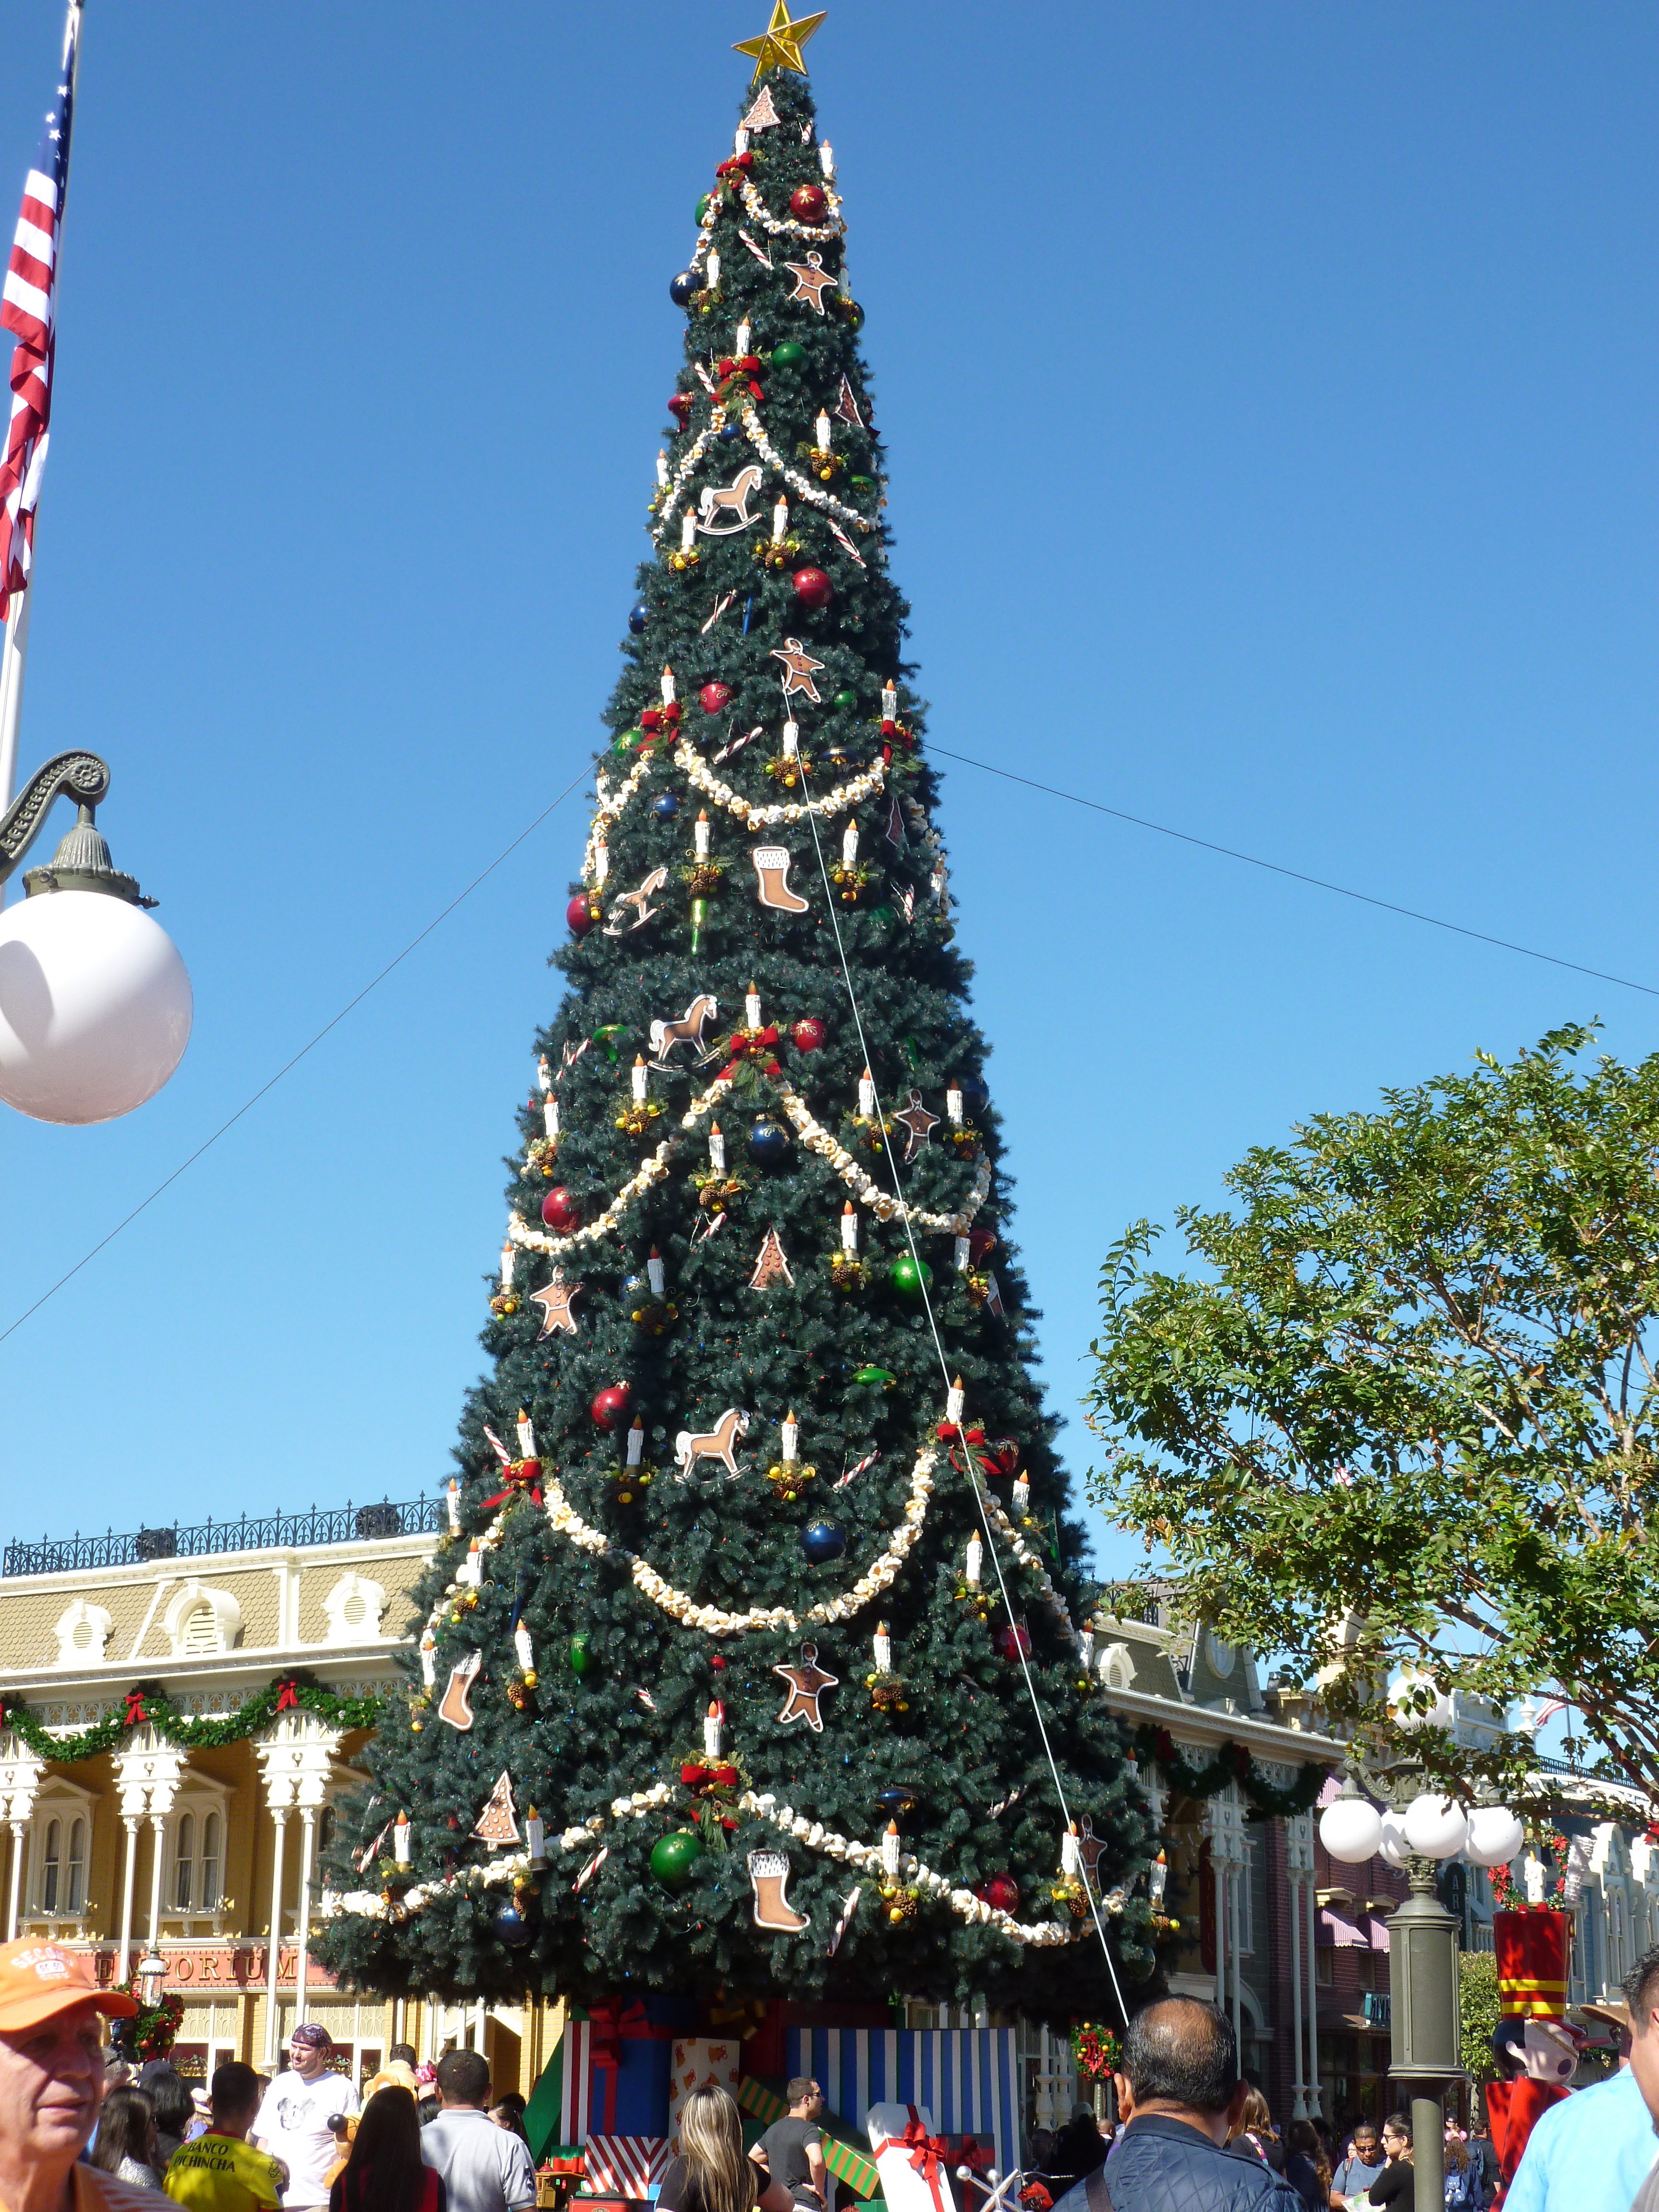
[566,894,596,937]
[994,1622,1033,1661]
[975,1874,1021,1914]
[791,1016,828,1053]
[792,567,833,612]
[698,682,732,715]
[541,1186,580,1232]
[591,1381,633,1431]
[667,392,692,424]
[790,183,828,222]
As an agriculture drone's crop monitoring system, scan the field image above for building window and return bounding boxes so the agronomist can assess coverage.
[1316,1948,1333,1986]
[65,1821,85,1914]
[40,1820,60,1913]
[174,1814,194,1911]
[181,1606,218,1655]
[200,1813,220,1910]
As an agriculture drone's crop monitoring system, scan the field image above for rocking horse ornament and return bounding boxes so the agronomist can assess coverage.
[674,1405,751,1481]
[649,993,721,1069]
[697,464,764,536]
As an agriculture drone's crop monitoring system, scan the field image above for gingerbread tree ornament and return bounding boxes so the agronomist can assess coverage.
[318,16,1148,2014]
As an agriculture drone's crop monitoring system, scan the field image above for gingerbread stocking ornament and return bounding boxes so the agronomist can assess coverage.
[748,1849,809,1932]
[752,846,809,913]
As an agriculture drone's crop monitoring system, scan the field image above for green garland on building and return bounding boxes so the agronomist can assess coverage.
[1133,1725,1328,1818]
[0,1674,384,1767]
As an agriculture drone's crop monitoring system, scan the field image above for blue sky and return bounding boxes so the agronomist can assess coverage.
[0,1,1653,1586]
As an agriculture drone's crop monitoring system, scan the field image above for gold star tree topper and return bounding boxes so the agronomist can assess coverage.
[733,1,826,85]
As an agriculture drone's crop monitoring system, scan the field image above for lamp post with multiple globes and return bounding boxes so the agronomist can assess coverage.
[1319,1712,1525,2212]
[0,749,191,1123]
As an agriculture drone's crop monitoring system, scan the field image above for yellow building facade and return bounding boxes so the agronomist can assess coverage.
[0,1503,557,2095]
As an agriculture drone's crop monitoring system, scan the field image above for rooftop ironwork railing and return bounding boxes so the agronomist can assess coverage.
[2,1496,447,1579]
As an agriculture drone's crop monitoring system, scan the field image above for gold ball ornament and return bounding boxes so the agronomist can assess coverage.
[523,1670,538,1688]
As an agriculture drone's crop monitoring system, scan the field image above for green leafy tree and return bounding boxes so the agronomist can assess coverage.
[316,44,1147,2010]
[1085,1025,1659,1807]
[1459,1953,1500,2111]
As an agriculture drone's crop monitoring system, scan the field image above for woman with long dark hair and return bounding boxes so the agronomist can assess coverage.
[658,2086,794,2212]
[89,2086,164,2188]
[328,2086,445,2212]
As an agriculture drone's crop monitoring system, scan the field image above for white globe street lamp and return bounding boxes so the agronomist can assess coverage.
[0,752,190,1123]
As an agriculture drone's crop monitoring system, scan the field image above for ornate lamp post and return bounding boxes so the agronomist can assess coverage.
[1321,1757,1524,2212]
[133,1939,167,2009]
[0,751,191,1122]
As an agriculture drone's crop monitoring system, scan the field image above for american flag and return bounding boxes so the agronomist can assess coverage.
[0,4,79,622]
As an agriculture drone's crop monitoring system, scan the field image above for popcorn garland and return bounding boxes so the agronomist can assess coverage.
[674,735,884,830]
[543,1443,938,1637]
[980,1490,1077,1644]
[584,752,659,884]
[652,405,732,542]
[320,1775,1118,1950]
[734,173,845,245]
[739,408,874,534]
[506,1061,991,1269]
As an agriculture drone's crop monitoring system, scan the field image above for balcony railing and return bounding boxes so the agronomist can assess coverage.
[3,1496,447,1579]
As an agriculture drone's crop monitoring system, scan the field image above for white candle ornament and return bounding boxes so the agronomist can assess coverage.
[593,840,609,886]
[859,1068,876,1116]
[882,1821,901,1879]
[947,1376,965,1423]
[709,1122,727,1174]
[1062,1825,1082,1877]
[631,1056,648,1105]
[499,1242,515,1292]
[772,495,789,542]
[841,1203,858,1253]
[445,1482,460,1536]
[461,1540,482,1588]
[819,142,834,177]
[656,450,669,488]
[781,1412,799,1463]
[815,412,831,453]
[965,1533,983,1587]
[842,819,859,867]
[704,1702,724,1756]
[706,250,721,291]
[1012,1474,1030,1516]
[661,665,676,705]
[420,1631,437,1689]
[536,1054,551,1093]
[746,984,761,1027]
[514,1622,534,1672]
[946,1086,964,1125]
[694,810,711,859]
[544,1098,560,1141]
[627,1417,645,1467]
[517,1410,537,1459]
[525,1807,547,1863]
[782,721,799,757]
[394,1812,411,1865]
[735,127,749,155]
[680,510,697,553]
[735,319,751,356]
[882,682,898,720]
[648,1250,665,1296]
[873,1623,892,1673]
[1078,1630,1094,1668]
[955,1236,971,1273]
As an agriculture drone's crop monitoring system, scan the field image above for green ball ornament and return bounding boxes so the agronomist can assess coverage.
[890,1253,933,1301]
[833,689,856,711]
[771,341,805,368]
[569,1632,593,1677]
[867,904,895,934]
[650,1828,705,1889]
[613,727,644,756]
[696,194,713,225]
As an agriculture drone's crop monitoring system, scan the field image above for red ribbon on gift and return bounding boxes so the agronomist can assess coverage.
[274,1679,300,1713]
[958,2139,994,2176]
[901,2108,949,2212]
[122,1691,148,1728]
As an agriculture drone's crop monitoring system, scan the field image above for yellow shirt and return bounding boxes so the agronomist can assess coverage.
[162,2132,286,2212]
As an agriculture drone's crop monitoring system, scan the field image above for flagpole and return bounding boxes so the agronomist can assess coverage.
[0,0,81,885]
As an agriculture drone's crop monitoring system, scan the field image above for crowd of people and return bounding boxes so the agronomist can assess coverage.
[5,1929,1659,2212]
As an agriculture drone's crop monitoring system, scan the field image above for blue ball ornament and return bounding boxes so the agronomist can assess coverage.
[494,1899,533,1947]
[621,1273,649,1310]
[628,600,649,636]
[718,423,741,443]
[669,270,696,307]
[653,792,680,821]
[801,1519,847,1564]
[958,1075,990,1110]
[748,1115,790,1166]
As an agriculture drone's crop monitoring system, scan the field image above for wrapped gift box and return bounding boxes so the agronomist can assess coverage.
[785,2029,1020,2181]
[583,2139,671,2196]
[868,2103,958,2212]
[669,2038,743,2150]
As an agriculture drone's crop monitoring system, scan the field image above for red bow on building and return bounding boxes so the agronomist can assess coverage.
[274,1680,300,1713]
[122,1691,148,1728]
[901,2110,949,2212]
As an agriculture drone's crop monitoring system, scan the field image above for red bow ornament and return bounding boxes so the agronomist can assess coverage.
[481,1459,543,1511]
[122,1691,149,1728]
[901,2110,950,2212]
[274,1679,300,1713]
[958,2140,994,2177]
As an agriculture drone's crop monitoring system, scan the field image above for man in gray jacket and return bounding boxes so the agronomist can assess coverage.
[1050,1999,1302,2212]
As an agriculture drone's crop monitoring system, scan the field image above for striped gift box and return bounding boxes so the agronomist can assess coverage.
[581,2138,670,2196]
[737,2077,881,2199]
[783,2029,1021,2181]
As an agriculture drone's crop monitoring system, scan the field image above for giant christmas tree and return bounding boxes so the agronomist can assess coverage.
[318,11,1151,2012]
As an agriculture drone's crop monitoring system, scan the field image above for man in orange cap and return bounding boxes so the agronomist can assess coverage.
[0,1935,154,2211]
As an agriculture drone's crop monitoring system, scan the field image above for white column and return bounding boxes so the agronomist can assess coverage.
[292,1808,317,2028]
[4,1821,23,1939]
[1286,1819,1307,2120]
[1228,1867,1242,2047]
[263,1809,289,2065]
[145,1813,168,1941]
[1304,1873,1322,2116]
[1214,1851,1227,2012]
[116,1816,140,1978]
